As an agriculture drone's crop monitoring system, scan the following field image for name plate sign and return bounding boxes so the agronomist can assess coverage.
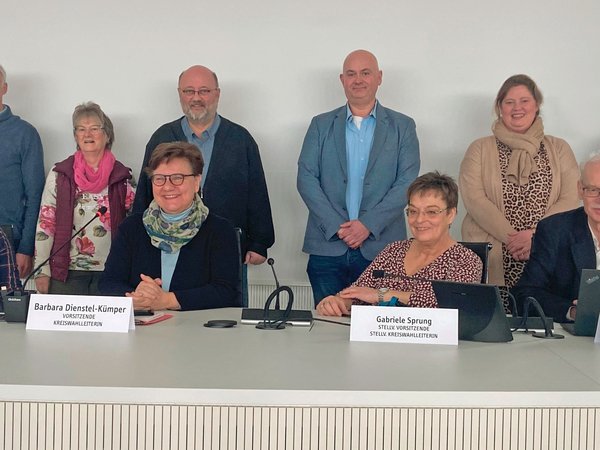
[350,305,458,346]
[26,294,135,333]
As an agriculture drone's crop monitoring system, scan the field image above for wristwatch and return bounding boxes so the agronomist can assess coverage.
[377,287,390,303]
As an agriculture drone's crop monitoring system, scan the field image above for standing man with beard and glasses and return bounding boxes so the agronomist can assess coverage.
[297,50,420,307]
[133,65,274,306]
[0,64,45,279]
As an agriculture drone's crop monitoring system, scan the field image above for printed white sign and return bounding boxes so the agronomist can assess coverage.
[594,314,600,344]
[350,305,458,346]
[26,294,135,333]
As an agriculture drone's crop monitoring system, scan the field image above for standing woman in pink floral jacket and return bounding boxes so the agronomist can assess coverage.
[34,102,135,295]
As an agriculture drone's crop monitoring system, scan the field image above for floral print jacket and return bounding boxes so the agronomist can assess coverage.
[34,170,136,277]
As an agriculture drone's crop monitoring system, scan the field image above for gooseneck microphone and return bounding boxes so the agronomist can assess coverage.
[374,270,557,339]
[20,206,108,291]
[3,206,107,322]
[255,257,295,330]
[520,296,564,339]
[255,285,294,330]
[267,257,281,310]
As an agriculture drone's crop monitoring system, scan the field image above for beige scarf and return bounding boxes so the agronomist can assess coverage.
[492,116,544,186]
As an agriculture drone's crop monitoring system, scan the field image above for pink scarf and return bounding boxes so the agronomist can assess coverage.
[73,149,116,193]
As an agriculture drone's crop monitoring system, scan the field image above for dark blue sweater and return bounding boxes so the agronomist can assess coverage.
[99,213,240,310]
[512,207,596,322]
[0,106,44,255]
[132,116,275,258]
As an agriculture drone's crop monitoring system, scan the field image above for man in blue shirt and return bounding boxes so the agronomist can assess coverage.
[297,50,420,306]
[0,64,45,279]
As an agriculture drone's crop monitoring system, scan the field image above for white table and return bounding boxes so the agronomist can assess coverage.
[1,308,598,449]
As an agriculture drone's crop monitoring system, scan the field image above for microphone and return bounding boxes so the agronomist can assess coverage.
[240,257,313,330]
[520,296,563,339]
[267,257,281,310]
[3,206,107,322]
[256,257,295,330]
[374,270,556,338]
[20,206,108,290]
[255,285,294,330]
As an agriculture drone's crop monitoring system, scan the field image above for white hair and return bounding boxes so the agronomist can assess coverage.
[0,65,5,84]
[580,152,600,181]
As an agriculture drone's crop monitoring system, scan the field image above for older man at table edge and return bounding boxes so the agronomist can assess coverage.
[513,154,600,322]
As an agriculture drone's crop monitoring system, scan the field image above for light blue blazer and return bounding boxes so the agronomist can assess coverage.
[297,102,420,260]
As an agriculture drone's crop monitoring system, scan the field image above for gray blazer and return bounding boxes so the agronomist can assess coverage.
[297,102,420,260]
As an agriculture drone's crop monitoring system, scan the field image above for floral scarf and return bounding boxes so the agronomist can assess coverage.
[142,194,209,253]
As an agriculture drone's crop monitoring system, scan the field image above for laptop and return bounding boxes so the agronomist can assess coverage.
[561,269,600,336]
[431,280,513,342]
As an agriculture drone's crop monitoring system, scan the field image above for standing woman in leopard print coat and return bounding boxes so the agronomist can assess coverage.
[459,74,579,298]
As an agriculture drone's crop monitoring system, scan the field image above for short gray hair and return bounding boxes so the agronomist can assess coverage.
[72,102,115,149]
[0,65,6,84]
[580,153,600,181]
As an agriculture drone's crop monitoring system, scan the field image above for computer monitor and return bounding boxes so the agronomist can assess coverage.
[432,280,513,343]
[561,269,600,337]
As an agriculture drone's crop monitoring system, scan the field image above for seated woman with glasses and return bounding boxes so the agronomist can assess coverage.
[34,102,135,295]
[99,142,240,311]
[317,172,483,316]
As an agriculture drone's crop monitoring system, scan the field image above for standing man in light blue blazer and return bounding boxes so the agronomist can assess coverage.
[297,50,420,307]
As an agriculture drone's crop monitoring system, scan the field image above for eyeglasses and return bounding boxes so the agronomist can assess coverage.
[405,207,449,218]
[150,173,196,186]
[180,88,218,98]
[582,186,600,198]
[74,126,104,135]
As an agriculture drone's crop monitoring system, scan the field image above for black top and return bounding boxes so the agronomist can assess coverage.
[99,213,240,311]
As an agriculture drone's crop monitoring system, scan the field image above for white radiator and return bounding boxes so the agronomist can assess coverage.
[248,284,314,310]
[19,282,316,309]
[1,403,598,450]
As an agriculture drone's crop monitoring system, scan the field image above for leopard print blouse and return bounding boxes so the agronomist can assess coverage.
[351,239,483,308]
[498,139,551,291]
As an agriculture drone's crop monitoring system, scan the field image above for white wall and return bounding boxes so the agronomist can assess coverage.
[3,0,599,285]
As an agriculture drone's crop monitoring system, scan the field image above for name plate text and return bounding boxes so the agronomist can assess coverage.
[350,305,458,345]
[26,294,134,333]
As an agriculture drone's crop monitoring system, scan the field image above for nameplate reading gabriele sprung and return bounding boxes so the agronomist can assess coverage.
[350,305,458,345]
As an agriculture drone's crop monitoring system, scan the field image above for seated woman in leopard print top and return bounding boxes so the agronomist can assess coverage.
[317,172,482,316]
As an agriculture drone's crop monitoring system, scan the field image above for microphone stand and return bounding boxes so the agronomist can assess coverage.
[267,257,281,310]
[256,286,294,330]
[522,296,564,339]
[373,270,558,340]
[255,258,295,330]
[4,207,107,322]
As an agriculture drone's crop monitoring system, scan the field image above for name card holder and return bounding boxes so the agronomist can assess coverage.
[26,294,135,333]
[350,305,458,346]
